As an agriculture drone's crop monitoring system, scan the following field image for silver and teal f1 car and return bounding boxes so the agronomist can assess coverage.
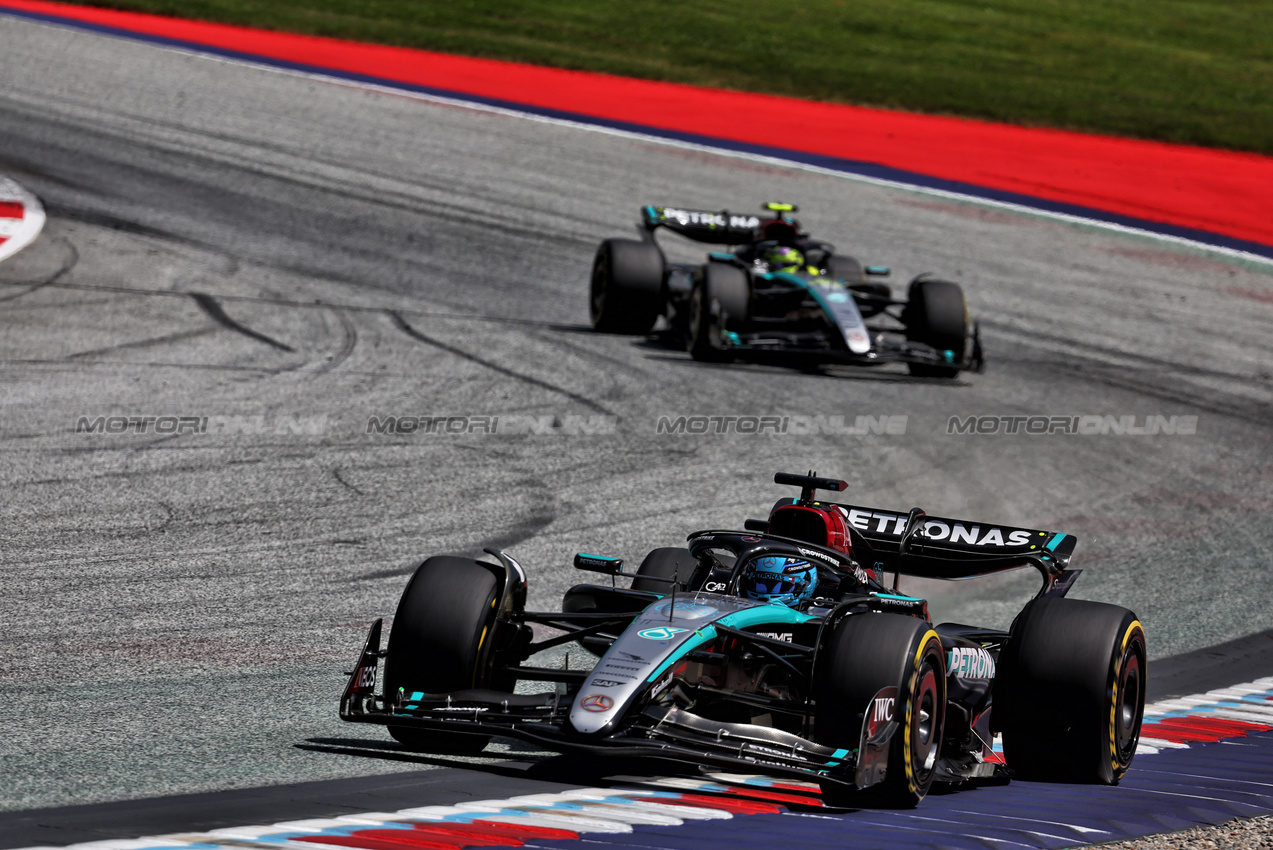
[588,203,984,378]
[340,473,1144,806]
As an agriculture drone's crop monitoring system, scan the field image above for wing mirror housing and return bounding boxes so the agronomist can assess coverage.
[574,553,624,575]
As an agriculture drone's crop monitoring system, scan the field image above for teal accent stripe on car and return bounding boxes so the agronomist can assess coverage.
[646,625,718,682]
[823,746,853,766]
[1045,533,1067,551]
[716,605,816,630]
[643,606,815,682]
[397,690,427,711]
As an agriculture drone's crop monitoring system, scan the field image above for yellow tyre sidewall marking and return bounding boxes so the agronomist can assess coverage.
[1108,619,1144,777]
[471,595,499,686]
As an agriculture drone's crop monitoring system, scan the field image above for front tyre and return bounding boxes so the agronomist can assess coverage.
[630,547,696,593]
[814,613,946,807]
[996,598,1146,784]
[688,262,749,362]
[383,556,504,754]
[902,276,967,379]
[590,239,664,334]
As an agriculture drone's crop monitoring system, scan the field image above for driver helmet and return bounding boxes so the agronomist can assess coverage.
[764,245,805,273]
[741,555,817,607]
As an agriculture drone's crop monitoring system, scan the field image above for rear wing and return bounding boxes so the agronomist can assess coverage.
[770,496,1077,586]
[642,205,762,245]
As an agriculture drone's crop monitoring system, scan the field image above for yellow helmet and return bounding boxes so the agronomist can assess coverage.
[764,245,804,273]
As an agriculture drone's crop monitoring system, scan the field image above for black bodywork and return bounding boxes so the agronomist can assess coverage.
[594,204,984,375]
[339,475,1112,798]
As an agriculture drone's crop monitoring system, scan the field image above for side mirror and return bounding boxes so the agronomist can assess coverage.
[744,518,770,532]
[574,553,624,575]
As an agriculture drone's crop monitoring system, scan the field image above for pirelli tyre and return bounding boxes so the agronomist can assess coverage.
[995,597,1146,784]
[814,613,946,807]
[902,276,967,378]
[383,556,504,754]
[590,238,664,334]
[630,547,697,593]
[688,261,749,362]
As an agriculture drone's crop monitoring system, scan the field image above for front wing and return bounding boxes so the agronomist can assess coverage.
[718,325,983,371]
[340,619,865,788]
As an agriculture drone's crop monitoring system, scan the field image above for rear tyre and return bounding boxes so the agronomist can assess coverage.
[590,239,664,334]
[815,614,945,807]
[688,262,749,362]
[383,556,503,754]
[902,276,967,378]
[996,598,1146,784]
[825,254,864,284]
[630,547,696,593]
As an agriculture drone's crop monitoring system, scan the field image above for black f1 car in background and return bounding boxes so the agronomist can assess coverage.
[341,472,1144,807]
[589,203,984,378]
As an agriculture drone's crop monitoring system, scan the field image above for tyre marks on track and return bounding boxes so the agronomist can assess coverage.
[310,307,357,377]
[0,235,76,302]
[4,244,625,390]
[191,292,295,353]
[65,327,220,360]
[388,310,611,415]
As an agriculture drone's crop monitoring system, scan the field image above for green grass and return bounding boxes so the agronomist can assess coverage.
[70,0,1273,154]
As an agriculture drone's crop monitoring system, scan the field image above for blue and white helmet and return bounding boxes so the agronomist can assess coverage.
[741,555,817,607]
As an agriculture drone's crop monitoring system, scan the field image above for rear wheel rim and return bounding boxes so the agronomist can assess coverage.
[1115,637,1144,764]
[912,663,941,782]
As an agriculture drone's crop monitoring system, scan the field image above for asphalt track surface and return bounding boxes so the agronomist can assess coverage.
[5,0,1273,256]
[2,6,1273,831]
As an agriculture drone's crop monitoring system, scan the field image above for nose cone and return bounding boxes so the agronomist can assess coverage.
[567,597,729,736]
[569,688,623,735]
